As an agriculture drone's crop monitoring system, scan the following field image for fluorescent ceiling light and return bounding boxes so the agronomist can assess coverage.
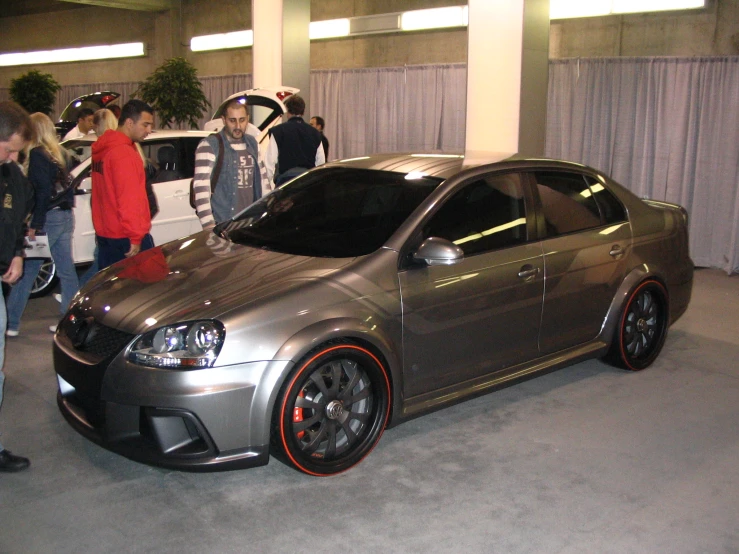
[0,42,145,67]
[309,19,350,40]
[612,0,705,13]
[550,0,705,18]
[550,0,611,19]
[401,6,468,31]
[190,30,253,52]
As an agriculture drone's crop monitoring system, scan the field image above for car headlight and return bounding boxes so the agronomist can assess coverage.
[128,320,225,370]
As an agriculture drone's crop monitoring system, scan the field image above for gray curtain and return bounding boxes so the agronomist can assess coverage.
[3,58,737,273]
[309,64,467,160]
[547,57,739,275]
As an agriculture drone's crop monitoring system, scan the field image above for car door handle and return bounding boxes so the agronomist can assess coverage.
[609,245,624,259]
[173,190,189,197]
[518,265,539,280]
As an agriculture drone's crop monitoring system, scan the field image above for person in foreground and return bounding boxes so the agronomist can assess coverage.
[91,99,155,270]
[0,101,34,472]
[5,113,80,336]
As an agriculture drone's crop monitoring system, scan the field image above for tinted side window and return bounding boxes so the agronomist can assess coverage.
[534,171,602,236]
[585,176,627,223]
[424,173,527,256]
[142,140,200,182]
[178,137,202,179]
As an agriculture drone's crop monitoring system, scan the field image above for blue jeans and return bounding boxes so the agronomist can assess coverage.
[6,209,80,332]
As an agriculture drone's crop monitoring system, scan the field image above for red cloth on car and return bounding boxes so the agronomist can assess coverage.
[91,130,150,245]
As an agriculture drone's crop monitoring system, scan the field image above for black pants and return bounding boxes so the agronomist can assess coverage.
[96,233,154,271]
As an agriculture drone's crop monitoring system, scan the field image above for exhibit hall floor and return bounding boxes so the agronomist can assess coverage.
[1,268,737,553]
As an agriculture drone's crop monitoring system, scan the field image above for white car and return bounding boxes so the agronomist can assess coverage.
[32,130,210,297]
[32,88,297,297]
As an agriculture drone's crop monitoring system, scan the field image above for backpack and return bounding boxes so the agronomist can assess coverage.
[189,133,225,210]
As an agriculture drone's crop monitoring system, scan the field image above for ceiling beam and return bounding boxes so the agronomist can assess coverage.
[58,0,173,11]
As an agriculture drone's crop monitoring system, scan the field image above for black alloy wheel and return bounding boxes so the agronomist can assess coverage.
[273,343,391,476]
[30,259,58,298]
[608,280,669,371]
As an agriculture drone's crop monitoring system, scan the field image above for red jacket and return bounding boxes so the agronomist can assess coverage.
[91,130,150,245]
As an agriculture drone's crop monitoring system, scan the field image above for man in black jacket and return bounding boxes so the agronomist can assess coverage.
[0,101,34,472]
[265,95,325,187]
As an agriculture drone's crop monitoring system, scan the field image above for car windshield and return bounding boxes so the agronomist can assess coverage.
[217,167,442,257]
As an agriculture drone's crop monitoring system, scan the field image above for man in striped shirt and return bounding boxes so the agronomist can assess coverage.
[192,100,268,230]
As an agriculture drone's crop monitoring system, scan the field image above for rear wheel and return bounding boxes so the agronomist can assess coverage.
[272,343,391,476]
[607,280,669,371]
[29,260,58,298]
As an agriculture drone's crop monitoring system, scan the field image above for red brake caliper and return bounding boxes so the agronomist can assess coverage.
[293,391,305,439]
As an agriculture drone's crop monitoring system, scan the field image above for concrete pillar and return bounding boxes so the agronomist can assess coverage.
[465,0,550,160]
[252,0,310,108]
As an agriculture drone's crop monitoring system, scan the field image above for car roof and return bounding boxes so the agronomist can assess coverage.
[325,152,594,180]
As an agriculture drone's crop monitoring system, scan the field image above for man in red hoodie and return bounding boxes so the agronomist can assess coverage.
[91,99,155,270]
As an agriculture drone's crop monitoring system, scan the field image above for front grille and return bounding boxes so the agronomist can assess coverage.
[82,325,134,358]
[60,309,135,360]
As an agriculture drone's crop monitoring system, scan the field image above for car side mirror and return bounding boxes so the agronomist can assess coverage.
[412,237,464,266]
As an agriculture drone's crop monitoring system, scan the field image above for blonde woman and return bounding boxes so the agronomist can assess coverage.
[5,113,79,336]
[93,107,118,135]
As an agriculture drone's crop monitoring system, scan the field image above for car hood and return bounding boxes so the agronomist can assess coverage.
[79,231,355,334]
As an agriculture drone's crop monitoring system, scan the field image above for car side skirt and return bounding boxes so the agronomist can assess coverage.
[397,340,609,422]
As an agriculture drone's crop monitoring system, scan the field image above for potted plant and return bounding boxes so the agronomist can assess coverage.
[10,69,61,115]
[135,57,211,129]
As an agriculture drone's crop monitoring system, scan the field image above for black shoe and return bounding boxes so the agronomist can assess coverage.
[0,449,30,472]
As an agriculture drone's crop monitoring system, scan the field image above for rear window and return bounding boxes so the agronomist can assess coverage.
[219,167,442,257]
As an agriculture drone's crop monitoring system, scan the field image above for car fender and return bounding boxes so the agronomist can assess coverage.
[248,317,403,446]
[599,264,669,347]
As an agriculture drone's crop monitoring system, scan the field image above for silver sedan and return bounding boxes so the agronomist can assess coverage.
[53,153,693,476]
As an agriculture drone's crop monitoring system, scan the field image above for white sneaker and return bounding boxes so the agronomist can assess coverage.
[49,325,58,333]
[54,293,62,303]
[6,329,19,337]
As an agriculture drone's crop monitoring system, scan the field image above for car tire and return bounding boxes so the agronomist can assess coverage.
[606,280,669,371]
[29,259,58,299]
[272,342,391,476]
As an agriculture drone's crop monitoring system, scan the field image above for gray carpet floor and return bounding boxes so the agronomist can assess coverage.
[1,267,737,553]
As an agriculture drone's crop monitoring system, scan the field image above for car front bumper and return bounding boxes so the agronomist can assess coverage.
[54,333,290,472]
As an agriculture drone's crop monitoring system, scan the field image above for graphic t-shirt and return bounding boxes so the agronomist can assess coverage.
[235,148,255,213]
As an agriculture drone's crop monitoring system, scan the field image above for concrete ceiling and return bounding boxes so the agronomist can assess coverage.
[0,0,172,17]
[59,0,173,10]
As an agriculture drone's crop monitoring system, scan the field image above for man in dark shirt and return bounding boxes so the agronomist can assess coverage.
[310,115,330,160]
[265,95,325,187]
[0,101,34,472]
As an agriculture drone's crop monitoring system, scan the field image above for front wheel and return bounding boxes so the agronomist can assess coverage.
[606,280,669,371]
[30,259,58,298]
[272,343,391,476]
